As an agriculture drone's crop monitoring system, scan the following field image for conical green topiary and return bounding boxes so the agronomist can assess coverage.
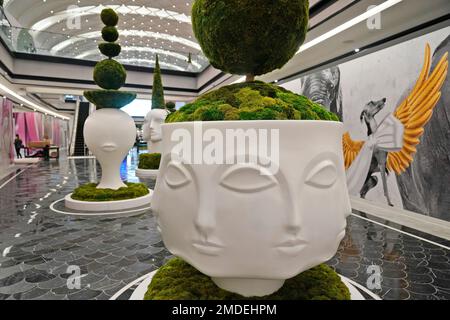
[151,55,165,109]
[84,8,136,109]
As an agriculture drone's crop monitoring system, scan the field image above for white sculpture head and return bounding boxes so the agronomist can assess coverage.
[152,120,351,296]
[143,108,169,142]
[84,108,136,190]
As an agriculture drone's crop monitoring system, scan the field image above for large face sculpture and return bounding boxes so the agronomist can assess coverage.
[84,109,136,190]
[152,121,351,296]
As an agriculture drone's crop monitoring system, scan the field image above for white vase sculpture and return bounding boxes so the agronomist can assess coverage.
[84,108,136,190]
[151,120,352,297]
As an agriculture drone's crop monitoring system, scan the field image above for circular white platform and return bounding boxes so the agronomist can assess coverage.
[64,189,153,212]
[110,271,380,300]
[136,168,159,179]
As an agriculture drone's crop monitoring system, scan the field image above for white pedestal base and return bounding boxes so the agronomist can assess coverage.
[110,270,377,300]
[64,190,153,212]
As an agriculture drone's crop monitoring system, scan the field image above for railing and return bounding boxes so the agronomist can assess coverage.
[0,8,209,73]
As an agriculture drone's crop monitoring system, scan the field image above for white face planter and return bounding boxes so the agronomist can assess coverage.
[142,109,169,154]
[152,120,351,297]
[84,108,136,190]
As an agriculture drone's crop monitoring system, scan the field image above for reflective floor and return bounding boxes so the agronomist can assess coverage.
[0,151,449,300]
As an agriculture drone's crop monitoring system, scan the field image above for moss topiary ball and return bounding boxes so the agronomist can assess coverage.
[166,81,339,123]
[192,0,309,77]
[93,59,126,90]
[99,42,121,58]
[102,26,119,42]
[144,258,351,300]
[72,182,149,202]
[101,8,119,27]
[166,101,176,113]
[138,153,161,170]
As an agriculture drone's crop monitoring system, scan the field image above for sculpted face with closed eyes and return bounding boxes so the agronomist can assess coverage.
[151,121,351,296]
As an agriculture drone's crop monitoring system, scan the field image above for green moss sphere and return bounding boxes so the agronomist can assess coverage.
[144,258,350,300]
[102,26,119,42]
[93,59,126,90]
[72,183,149,202]
[166,81,339,123]
[99,42,121,58]
[101,8,119,27]
[138,153,161,170]
[192,0,309,76]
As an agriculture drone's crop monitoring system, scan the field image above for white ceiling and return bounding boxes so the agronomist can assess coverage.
[2,0,335,73]
[3,0,208,72]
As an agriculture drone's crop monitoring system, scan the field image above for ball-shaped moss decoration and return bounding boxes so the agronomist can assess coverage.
[192,0,309,77]
[165,101,176,113]
[144,258,351,300]
[102,26,119,42]
[93,59,126,90]
[166,81,339,123]
[99,42,121,58]
[138,153,161,170]
[101,8,119,27]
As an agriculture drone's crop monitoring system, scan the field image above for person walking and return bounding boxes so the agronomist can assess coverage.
[14,134,23,159]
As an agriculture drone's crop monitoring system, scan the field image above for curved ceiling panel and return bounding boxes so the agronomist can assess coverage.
[3,0,207,72]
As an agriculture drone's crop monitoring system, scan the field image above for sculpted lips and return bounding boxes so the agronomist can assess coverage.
[193,240,224,256]
[276,238,308,255]
[101,143,117,152]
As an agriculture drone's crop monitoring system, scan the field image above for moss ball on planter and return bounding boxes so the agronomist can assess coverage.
[102,26,119,42]
[144,258,350,300]
[94,59,126,90]
[138,153,161,170]
[101,8,119,27]
[166,101,176,113]
[166,81,339,123]
[99,42,121,58]
[71,182,149,202]
[192,0,309,76]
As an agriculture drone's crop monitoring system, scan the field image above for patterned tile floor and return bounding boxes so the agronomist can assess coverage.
[0,151,449,300]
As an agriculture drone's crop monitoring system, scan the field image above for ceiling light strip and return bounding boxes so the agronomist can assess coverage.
[117,58,185,71]
[0,83,69,120]
[31,4,191,32]
[51,30,200,54]
[76,46,202,69]
[297,0,403,53]
[231,0,403,84]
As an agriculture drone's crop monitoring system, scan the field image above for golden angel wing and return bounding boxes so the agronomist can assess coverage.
[342,132,364,169]
[387,44,448,174]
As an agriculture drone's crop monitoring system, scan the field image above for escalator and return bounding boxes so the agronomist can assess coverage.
[73,102,90,156]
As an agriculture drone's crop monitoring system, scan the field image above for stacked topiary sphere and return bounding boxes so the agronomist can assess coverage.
[84,8,136,109]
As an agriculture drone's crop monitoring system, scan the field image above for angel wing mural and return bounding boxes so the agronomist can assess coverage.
[343,44,448,206]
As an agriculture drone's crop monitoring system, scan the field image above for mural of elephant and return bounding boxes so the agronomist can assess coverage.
[300,67,344,121]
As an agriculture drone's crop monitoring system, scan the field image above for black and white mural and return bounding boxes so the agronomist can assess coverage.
[282,26,450,222]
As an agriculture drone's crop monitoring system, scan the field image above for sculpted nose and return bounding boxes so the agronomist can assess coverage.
[194,197,216,238]
[382,98,386,103]
[286,197,302,234]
